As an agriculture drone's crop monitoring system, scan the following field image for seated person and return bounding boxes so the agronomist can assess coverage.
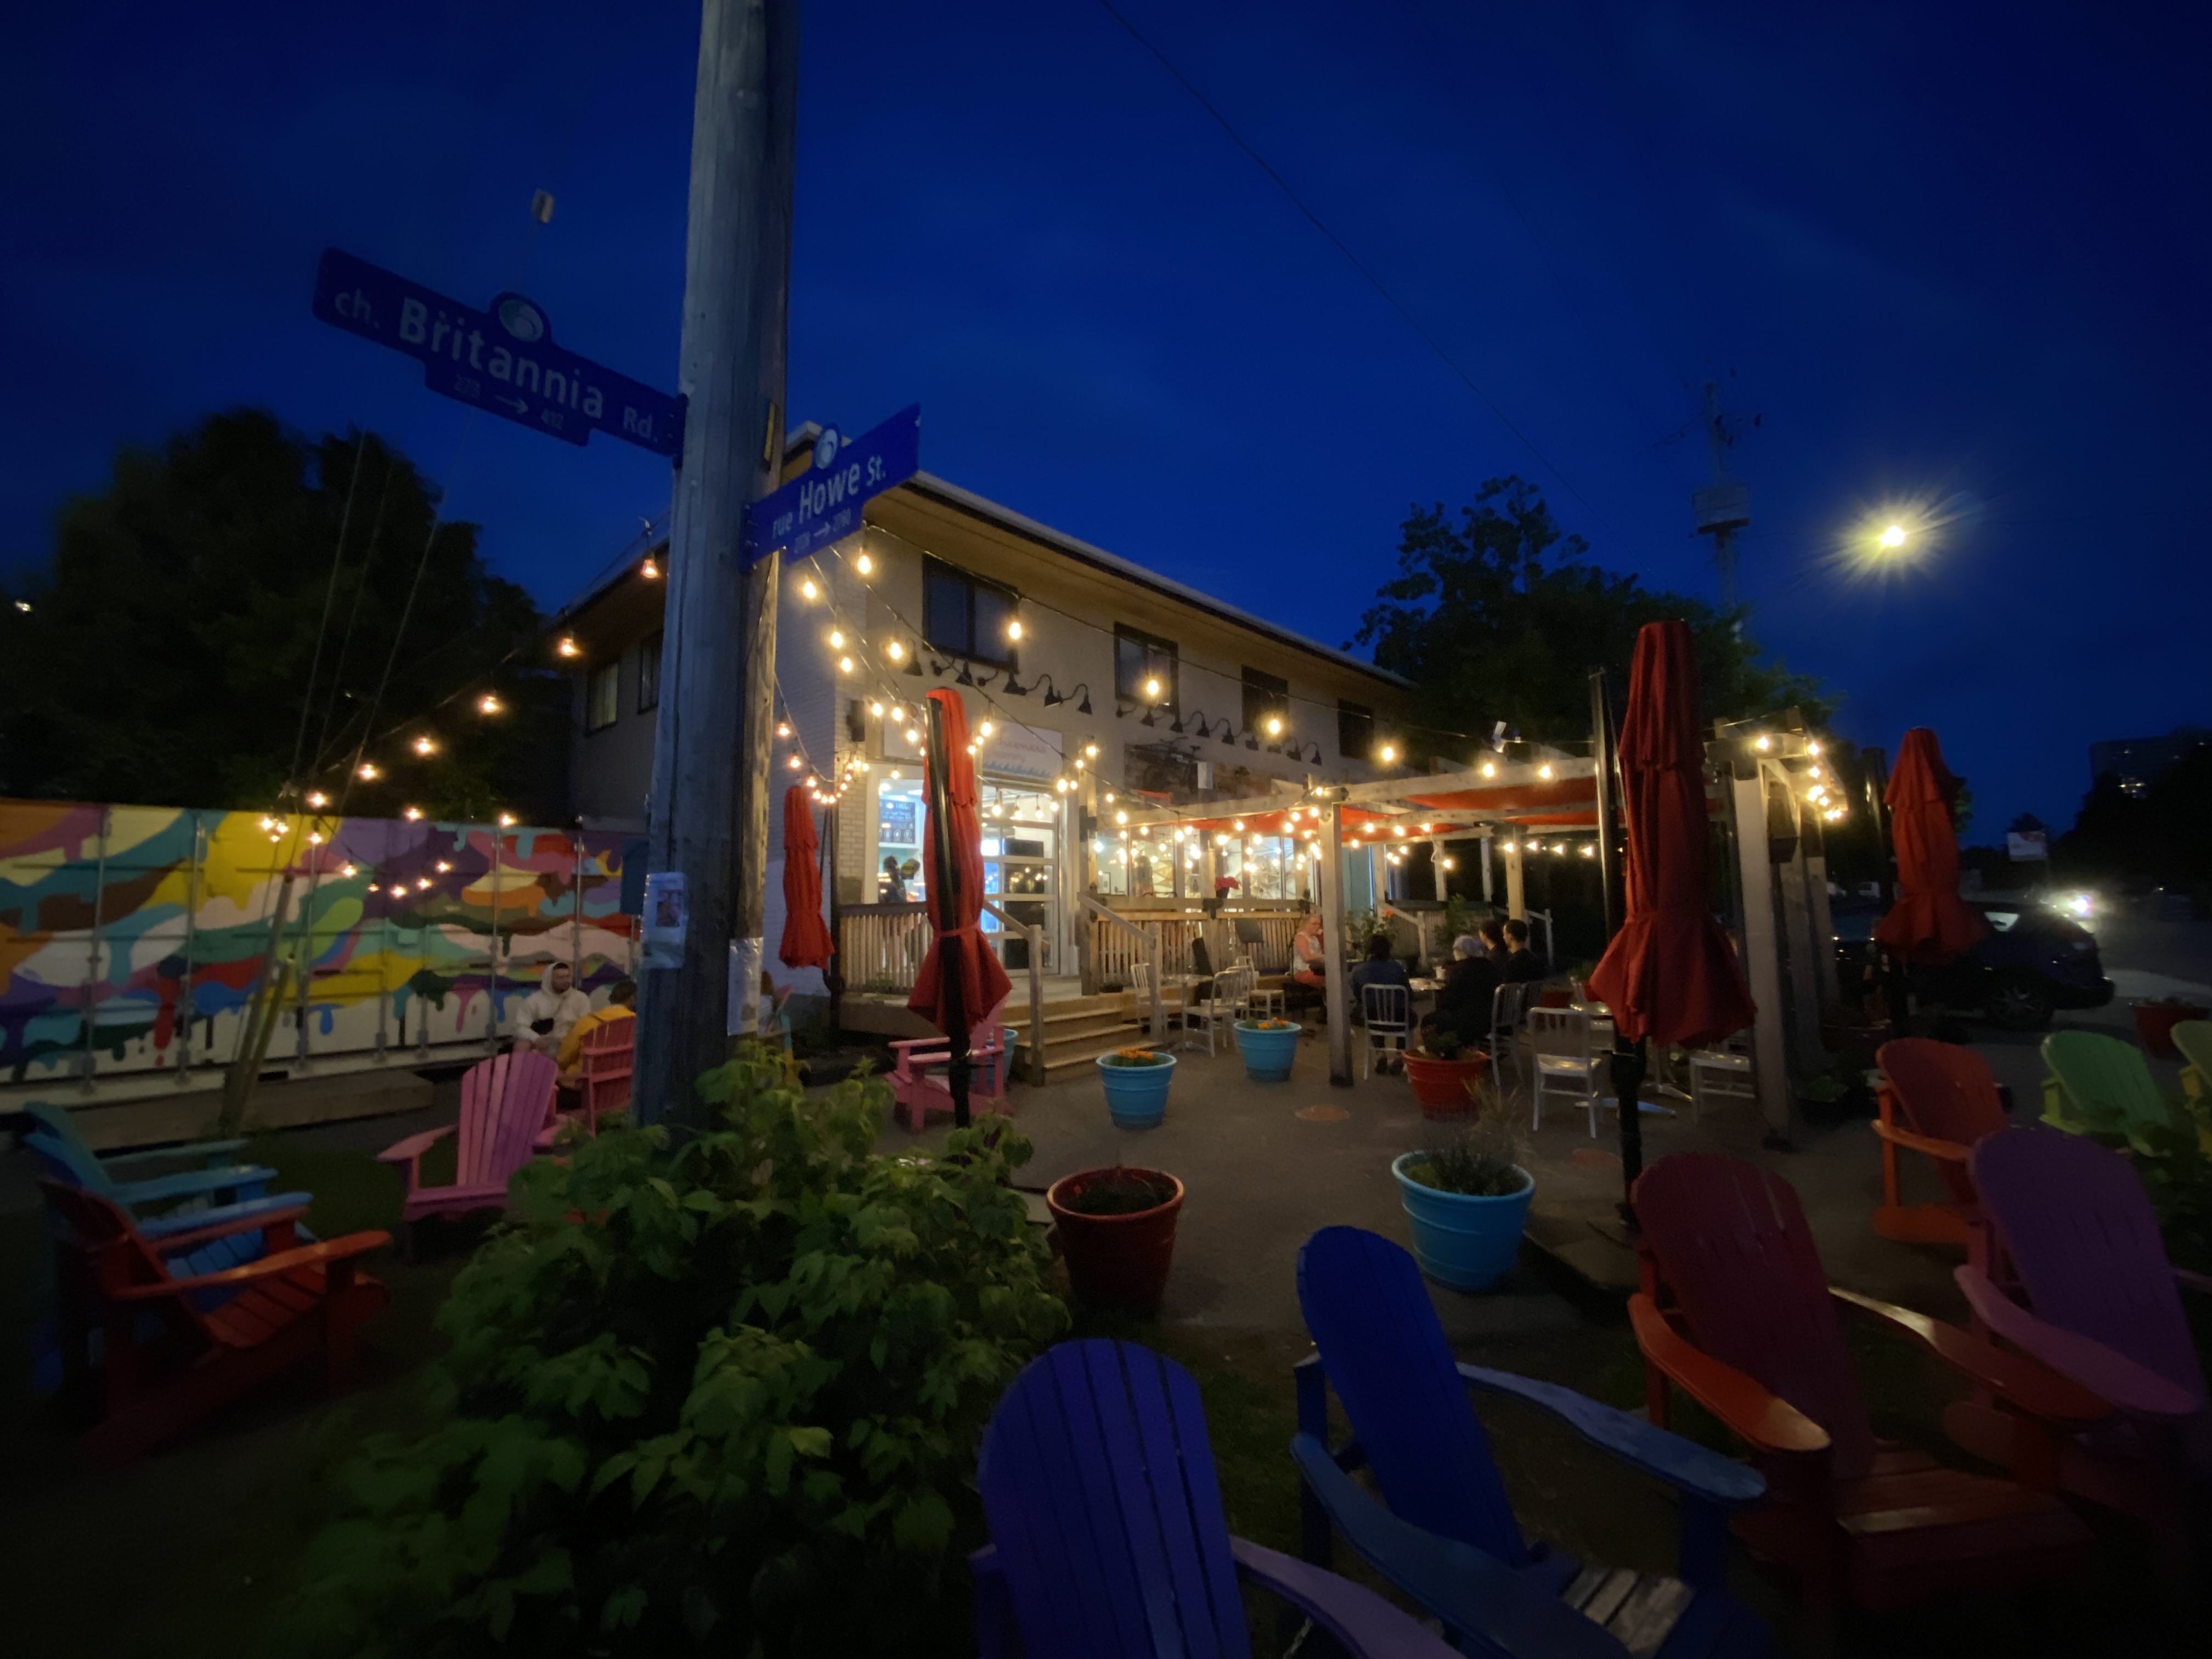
[1290,913,1327,991]
[1421,934,1500,1051]
[514,961,591,1057]
[1349,933,1412,1069]
[1499,917,1548,984]
[555,977,637,1081]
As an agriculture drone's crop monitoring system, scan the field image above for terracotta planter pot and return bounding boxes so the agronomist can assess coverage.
[1047,1167,1185,1313]
[2132,1002,2207,1060]
[1402,1051,1490,1120]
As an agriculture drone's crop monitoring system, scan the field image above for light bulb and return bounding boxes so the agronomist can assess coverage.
[838,656,854,674]
[787,755,802,770]
[980,720,995,736]
[800,577,819,600]
[306,791,328,809]
[776,721,792,738]
[868,700,884,716]
[828,629,845,648]
[1537,763,1554,780]
[340,863,355,877]
[1480,761,1496,778]
[640,557,661,579]
[1084,742,1098,758]
[498,812,516,828]
[907,728,921,744]
[1503,841,1517,854]
[1807,740,1822,756]
[403,805,422,821]
[1116,810,1128,825]
[478,693,503,715]
[855,552,873,575]
[887,640,905,662]
[1265,715,1283,736]
[413,735,436,756]
[1754,733,1771,751]
[417,876,433,890]
[556,636,580,659]
[1232,819,1244,831]
[357,762,380,781]
[1379,743,1397,764]
[1007,618,1023,641]
[436,861,452,872]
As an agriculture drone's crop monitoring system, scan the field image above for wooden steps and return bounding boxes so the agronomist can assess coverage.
[1003,992,1160,1082]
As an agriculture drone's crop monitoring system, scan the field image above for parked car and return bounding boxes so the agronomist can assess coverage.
[1832,898,2113,1031]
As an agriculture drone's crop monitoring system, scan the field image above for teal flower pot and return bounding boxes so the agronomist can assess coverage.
[1098,1052,1176,1128]
[1233,1020,1300,1082]
[1391,1152,1534,1291]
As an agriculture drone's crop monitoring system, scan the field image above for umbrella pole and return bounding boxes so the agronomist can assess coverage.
[1589,668,1644,1224]
[924,697,972,1128]
[1609,1038,1648,1222]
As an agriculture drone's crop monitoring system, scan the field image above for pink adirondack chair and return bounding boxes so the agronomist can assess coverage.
[1871,1038,2008,1249]
[377,1050,557,1252]
[889,1000,1015,1132]
[1956,1127,2211,1600]
[540,1017,635,1148]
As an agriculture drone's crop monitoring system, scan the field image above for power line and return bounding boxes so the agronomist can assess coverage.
[1090,0,1618,538]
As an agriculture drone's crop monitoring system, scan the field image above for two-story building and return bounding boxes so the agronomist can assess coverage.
[554,422,1413,1002]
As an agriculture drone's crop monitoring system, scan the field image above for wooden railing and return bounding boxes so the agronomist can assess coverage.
[1081,896,1163,1040]
[838,903,929,992]
[1085,908,1302,983]
[980,898,1046,1085]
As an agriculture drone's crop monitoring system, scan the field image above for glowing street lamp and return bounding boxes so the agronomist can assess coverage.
[1878,523,1908,550]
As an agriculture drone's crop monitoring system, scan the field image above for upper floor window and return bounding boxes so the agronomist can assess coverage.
[1338,699,1374,761]
[637,631,663,714]
[922,555,1019,667]
[585,661,620,733]
[1242,668,1289,738]
[1115,625,1178,714]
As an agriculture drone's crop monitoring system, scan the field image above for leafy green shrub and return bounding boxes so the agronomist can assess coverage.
[282,1045,1067,1657]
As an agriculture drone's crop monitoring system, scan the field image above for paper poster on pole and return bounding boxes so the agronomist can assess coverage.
[641,871,687,969]
[727,936,765,1034]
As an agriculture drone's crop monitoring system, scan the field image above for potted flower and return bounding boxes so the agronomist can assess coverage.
[1401,1029,1490,1120]
[1047,1165,1185,1312]
[2132,996,2209,1060]
[1097,1046,1176,1128]
[1233,1015,1301,1082]
[1391,1108,1533,1291]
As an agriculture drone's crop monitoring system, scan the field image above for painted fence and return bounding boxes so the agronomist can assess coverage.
[0,800,642,1087]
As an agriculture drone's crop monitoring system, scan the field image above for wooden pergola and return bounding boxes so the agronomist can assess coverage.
[1094,758,1600,1084]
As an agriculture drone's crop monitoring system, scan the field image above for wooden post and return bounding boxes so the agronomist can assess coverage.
[1731,768,1795,1148]
[1504,837,1527,921]
[1321,804,1351,1085]
[635,0,801,1127]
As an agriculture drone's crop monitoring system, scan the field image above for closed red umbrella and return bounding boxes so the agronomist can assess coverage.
[908,690,1011,1125]
[778,785,833,970]
[1874,727,1987,965]
[1587,620,1757,1047]
[1587,622,1757,1213]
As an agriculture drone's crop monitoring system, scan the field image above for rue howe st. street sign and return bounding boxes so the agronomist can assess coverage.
[742,404,921,564]
[311,248,685,458]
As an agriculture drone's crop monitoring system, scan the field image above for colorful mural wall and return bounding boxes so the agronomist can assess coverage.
[0,801,642,1085]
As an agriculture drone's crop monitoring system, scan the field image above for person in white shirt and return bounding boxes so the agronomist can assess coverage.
[515,961,591,1056]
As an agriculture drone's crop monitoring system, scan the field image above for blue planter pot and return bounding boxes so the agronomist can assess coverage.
[1391,1152,1534,1291]
[1233,1020,1300,1082]
[1098,1053,1176,1128]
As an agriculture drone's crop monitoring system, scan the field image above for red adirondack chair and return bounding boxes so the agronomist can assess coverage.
[1955,1127,2211,1600]
[1871,1039,2007,1249]
[41,1181,390,1467]
[378,1049,557,1251]
[1630,1152,2105,1613]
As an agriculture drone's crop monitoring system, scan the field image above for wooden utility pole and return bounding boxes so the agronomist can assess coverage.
[636,0,801,1127]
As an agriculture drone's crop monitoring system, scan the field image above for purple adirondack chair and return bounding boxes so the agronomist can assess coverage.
[377,1050,558,1253]
[1957,1127,2211,1600]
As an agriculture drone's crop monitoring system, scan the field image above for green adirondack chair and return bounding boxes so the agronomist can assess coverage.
[2039,1030,2180,1149]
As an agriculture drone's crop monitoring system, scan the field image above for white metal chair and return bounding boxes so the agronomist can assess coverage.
[1359,983,1412,1078]
[1568,978,1616,1050]
[1687,1033,1756,1121]
[1528,1006,1611,1136]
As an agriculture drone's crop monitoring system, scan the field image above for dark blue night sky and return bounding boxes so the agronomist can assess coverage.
[4,2,2206,831]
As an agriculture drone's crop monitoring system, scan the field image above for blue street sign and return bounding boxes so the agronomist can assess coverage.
[743,404,920,562]
[312,248,685,458]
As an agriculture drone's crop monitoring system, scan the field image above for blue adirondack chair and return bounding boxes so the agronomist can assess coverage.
[973,1339,1471,1658]
[1295,1227,1774,1658]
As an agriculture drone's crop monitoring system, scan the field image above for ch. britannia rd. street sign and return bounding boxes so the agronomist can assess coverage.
[312,248,685,458]
[742,404,920,563]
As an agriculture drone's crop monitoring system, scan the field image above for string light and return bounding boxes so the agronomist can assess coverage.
[776,721,792,739]
[478,693,503,716]
[418,875,433,889]
[886,640,905,662]
[498,812,516,827]
[436,861,452,872]
[855,552,873,576]
[412,735,437,757]
[340,862,357,877]
[403,805,422,821]
[838,656,854,674]
[1480,761,1496,778]
[1007,618,1024,641]
[305,791,329,809]
[1753,733,1771,751]
[1378,743,1397,764]
[868,700,884,716]
[787,755,802,770]
[1537,763,1554,780]
[357,761,380,781]
[640,557,661,579]
[828,629,845,648]
[556,636,580,658]
[800,577,820,600]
